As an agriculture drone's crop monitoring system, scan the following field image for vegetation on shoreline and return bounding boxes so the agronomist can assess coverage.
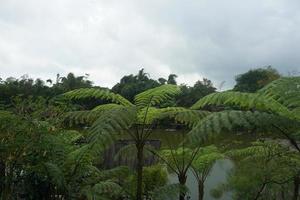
[1,66,300,200]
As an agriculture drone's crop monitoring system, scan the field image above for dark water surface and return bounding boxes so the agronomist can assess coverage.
[148,129,258,200]
[115,129,258,200]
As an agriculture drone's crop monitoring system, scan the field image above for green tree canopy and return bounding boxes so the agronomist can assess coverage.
[233,66,280,92]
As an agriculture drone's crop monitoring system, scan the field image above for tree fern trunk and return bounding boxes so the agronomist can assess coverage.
[178,174,187,200]
[136,142,144,200]
[198,181,204,200]
[0,160,5,195]
[293,176,300,200]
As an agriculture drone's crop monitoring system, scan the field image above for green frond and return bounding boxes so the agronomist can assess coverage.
[134,84,181,108]
[65,104,126,125]
[92,103,124,111]
[151,184,188,200]
[188,110,295,145]
[172,110,211,128]
[99,166,131,180]
[81,180,122,200]
[65,110,105,125]
[63,88,133,106]
[192,146,223,172]
[87,106,137,151]
[136,107,187,124]
[57,130,83,144]
[191,91,292,118]
[114,143,155,163]
[258,77,300,109]
[43,162,66,190]
[137,107,210,127]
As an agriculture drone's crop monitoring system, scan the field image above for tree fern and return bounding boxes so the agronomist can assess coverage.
[258,77,300,109]
[191,91,292,119]
[134,84,181,108]
[63,88,133,106]
[188,110,298,145]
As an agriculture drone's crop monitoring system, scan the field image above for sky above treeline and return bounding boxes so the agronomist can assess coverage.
[0,0,300,89]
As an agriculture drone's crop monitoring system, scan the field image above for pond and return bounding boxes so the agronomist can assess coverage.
[148,129,258,200]
[110,129,259,200]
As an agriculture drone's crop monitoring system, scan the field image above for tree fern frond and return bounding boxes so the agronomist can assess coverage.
[65,110,105,125]
[81,180,122,200]
[188,111,296,145]
[134,84,181,108]
[151,183,188,200]
[57,130,83,144]
[136,107,187,124]
[258,77,300,109]
[43,162,66,190]
[191,91,292,118]
[99,166,131,180]
[63,88,133,106]
[172,110,211,128]
[87,106,137,151]
[92,103,124,111]
[114,143,155,162]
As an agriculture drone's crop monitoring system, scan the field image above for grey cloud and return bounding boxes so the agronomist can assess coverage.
[0,0,299,88]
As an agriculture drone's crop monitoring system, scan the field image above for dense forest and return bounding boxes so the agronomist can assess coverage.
[1,66,300,200]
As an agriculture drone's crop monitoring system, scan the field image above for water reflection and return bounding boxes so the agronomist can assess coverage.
[168,159,234,200]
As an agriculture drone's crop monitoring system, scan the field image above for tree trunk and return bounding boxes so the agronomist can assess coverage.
[178,174,187,200]
[0,160,5,195]
[293,176,300,200]
[198,181,204,200]
[136,143,144,200]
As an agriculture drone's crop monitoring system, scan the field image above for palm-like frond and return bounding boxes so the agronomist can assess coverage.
[137,107,210,127]
[81,180,122,200]
[87,106,137,150]
[65,104,125,125]
[151,183,187,200]
[191,91,292,118]
[43,162,66,190]
[63,88,133,106]
[134,84,181,108]
[188,110,296,145]
[192,146,223,171]
[258,77,300,109]
[114,143,155,163]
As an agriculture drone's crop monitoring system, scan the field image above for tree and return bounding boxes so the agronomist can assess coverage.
[112,69,160,101]
[188,76,300,153]
[167,74,178,85]
[158,78,167,85]
[220,140,300,199]
[155,145,198,200]
[191,146,223,200]
[233,66,280,92]
[63,84,187,200]
[177,78,216,107]
[0,96,130,199]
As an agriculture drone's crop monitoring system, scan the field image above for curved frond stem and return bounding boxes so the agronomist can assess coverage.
[145,147,179,176]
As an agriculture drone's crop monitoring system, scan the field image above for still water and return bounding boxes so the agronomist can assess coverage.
[148,129,257,200]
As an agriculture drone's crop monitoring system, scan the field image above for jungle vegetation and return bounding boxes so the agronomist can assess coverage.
[0,66,300,200]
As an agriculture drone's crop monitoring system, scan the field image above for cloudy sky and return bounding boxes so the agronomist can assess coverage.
[0,0,300,89]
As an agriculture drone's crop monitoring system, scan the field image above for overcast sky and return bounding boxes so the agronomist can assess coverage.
[0,0,300,89]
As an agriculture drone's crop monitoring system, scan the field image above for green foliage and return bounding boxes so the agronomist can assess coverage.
[124,165,168,198]
[220,140,300,199]
[134,84,181,108]
[189,77,300,146]
[112,69,161,101]
[177,78,216,107]
[258,76,300,109]
[192,146,223,175]
[233,66,280,92]
[64,88,133,106]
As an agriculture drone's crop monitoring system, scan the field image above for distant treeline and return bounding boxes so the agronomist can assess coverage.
[0,66,280,107]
